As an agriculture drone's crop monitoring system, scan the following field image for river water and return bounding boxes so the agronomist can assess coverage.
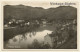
[4,25,55,49]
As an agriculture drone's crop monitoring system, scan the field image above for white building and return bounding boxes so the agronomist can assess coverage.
[25,22,30,25]
[4,24,8,27]
[42,20,47,25]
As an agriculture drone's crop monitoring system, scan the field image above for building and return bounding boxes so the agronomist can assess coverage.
[42,20,47,25]
[41,19,47,24]
[73,19,77,24]
[4,24,8,27]
[8,19,16,25]
[35,20,39,24]
[24,22,30,25]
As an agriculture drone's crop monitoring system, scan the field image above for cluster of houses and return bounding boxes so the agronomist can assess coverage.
[4,18,48,28]
[4,19,27,27]
[44,19,77,48]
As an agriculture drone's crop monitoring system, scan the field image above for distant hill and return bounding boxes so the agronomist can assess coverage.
[46,6,77,20]
[4,5,77,23]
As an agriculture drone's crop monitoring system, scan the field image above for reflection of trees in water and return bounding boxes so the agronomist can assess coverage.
[27,39,41,49]
[32,39,41,49]
[29,34,32,37]
[12,34,27,43]
[13,38,17,42]
[42,42,51,49]
[21,34,27,40]
[27,39,51,49]
[29,30,37,37]
[33,30,37,36]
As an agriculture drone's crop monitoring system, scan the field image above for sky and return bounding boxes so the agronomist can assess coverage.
[2,1,78,9]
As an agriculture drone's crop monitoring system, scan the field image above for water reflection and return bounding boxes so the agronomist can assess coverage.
[5,30,52,49]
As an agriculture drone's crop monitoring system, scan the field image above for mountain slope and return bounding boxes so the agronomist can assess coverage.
[4,5,77,22]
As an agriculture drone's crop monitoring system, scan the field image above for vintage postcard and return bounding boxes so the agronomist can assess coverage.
[0,0,79,51]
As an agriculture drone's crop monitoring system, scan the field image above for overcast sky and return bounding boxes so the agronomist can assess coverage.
[2,1,77,9]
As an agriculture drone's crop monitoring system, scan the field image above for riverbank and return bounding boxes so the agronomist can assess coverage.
[56,34,77,49]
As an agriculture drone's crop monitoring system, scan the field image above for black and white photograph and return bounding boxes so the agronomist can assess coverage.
[2,1,77,49]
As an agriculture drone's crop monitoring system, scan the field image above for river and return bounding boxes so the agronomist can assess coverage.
[4,24,56,49]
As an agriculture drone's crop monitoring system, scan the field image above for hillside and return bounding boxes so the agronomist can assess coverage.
[4,5,77,23]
